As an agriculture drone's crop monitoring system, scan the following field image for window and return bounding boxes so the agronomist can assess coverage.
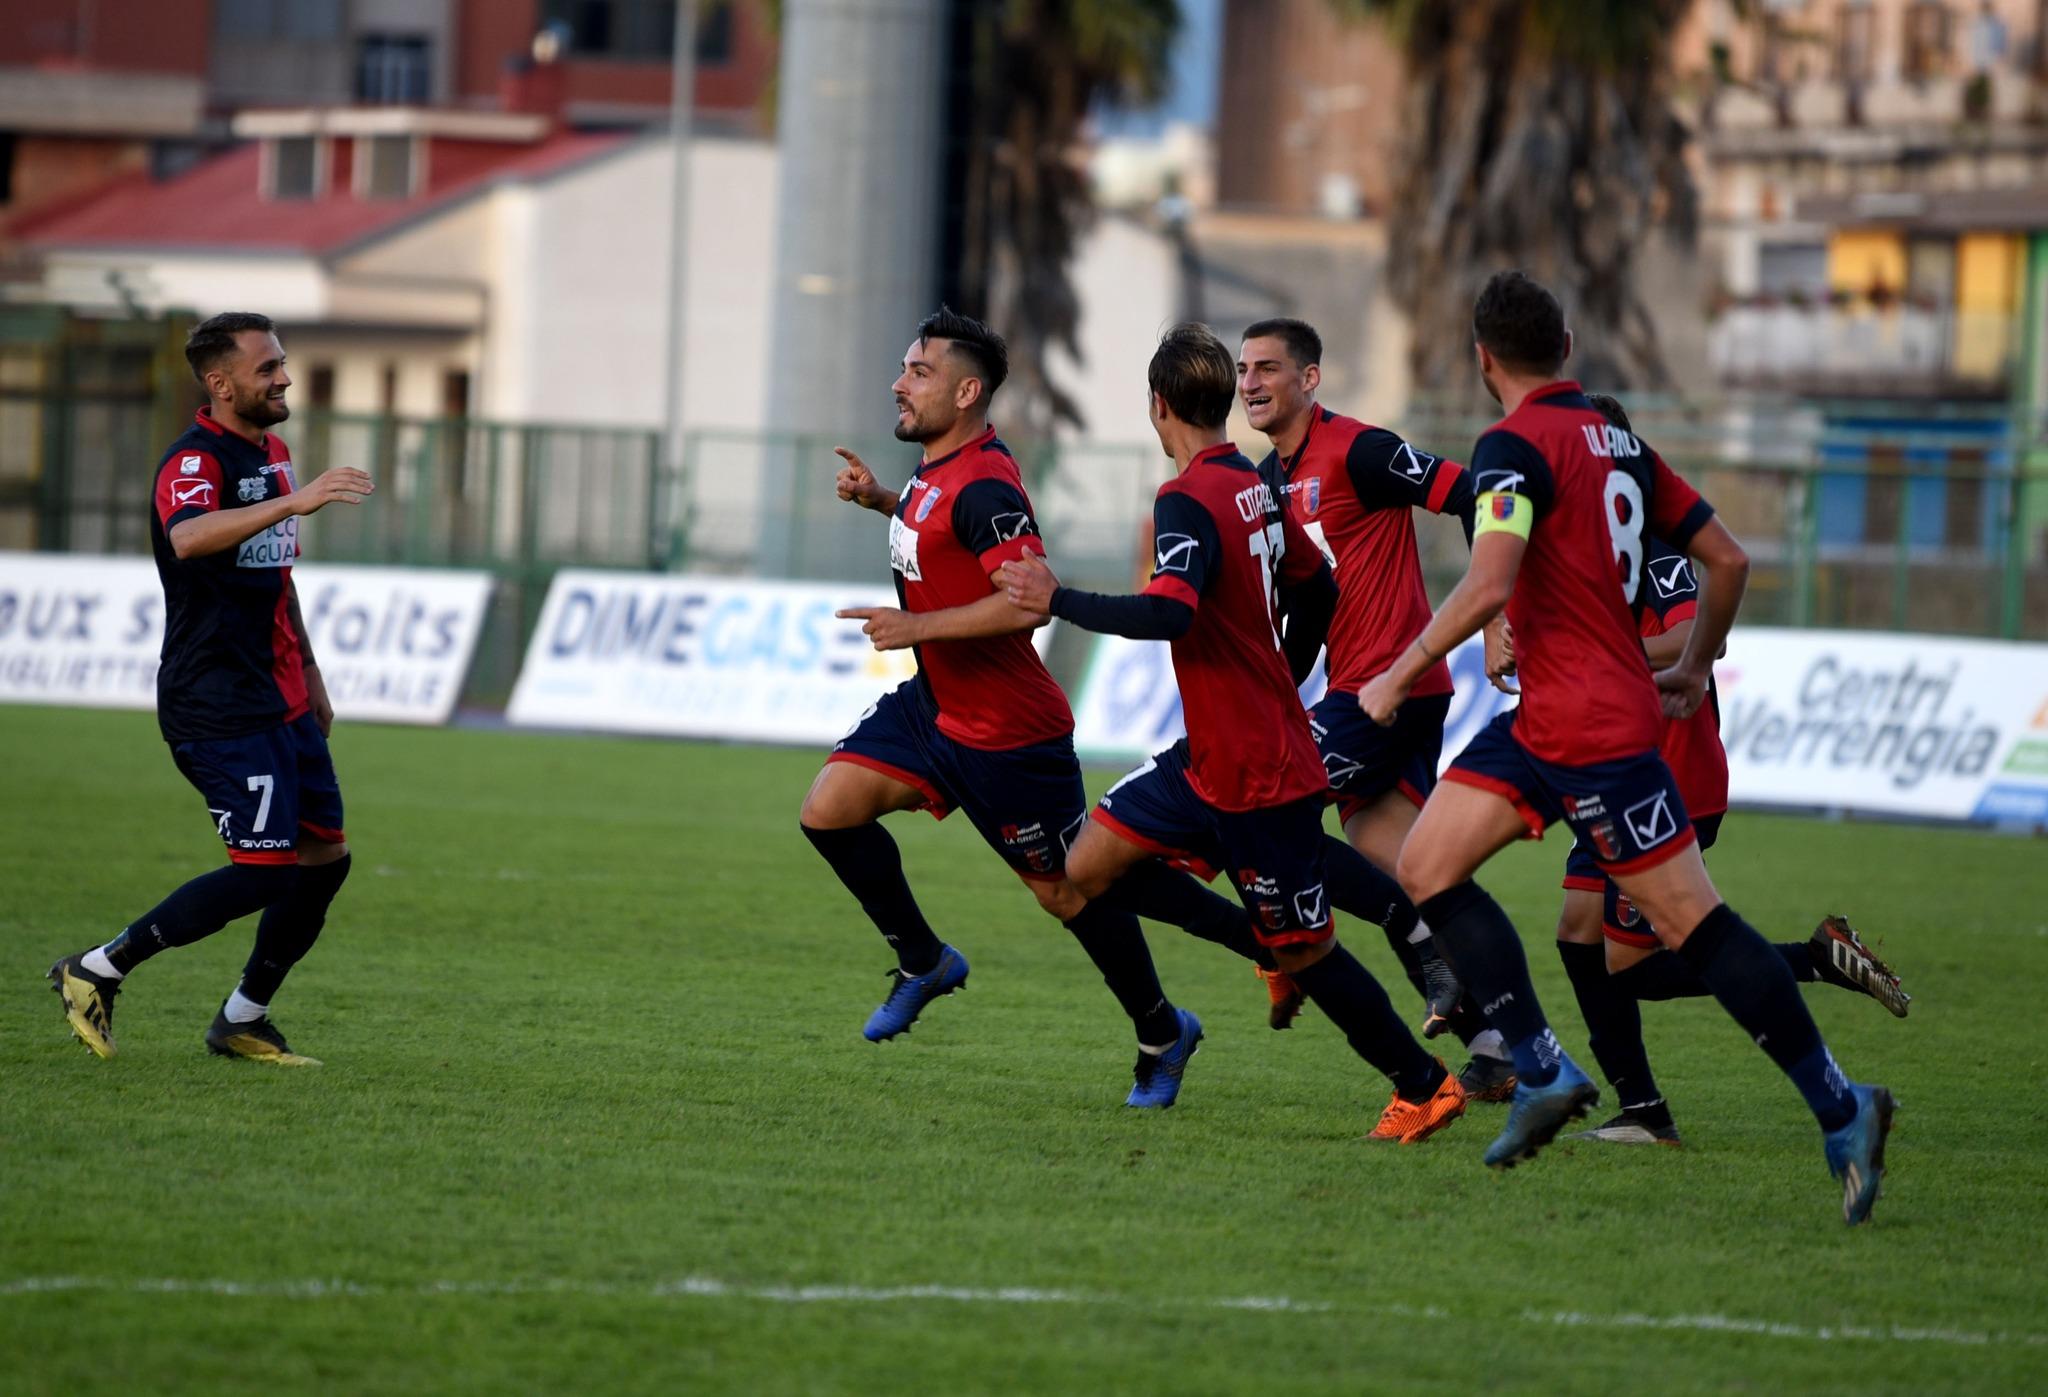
[540,1,730,61]
[1903,0,1953,82]
[271,136,319,199]
[1834,1,1876,82]
[362,136,414,200]
[358,35,433,104]
[215,0,341,41]
[307,365,336,409]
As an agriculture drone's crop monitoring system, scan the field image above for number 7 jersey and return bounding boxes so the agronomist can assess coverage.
[1139,443,1329,811]
[1469,381,1716,766]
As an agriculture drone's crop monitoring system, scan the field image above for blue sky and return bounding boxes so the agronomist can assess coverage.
[1093,0,1223,136]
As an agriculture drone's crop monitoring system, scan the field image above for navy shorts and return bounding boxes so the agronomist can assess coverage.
[830,679,1082,883]
[1309,690,1451,823]
[1564,813,1723,947]
[1093,740,1332,948]
[170,710,345,866]
[1446,709,1696,876]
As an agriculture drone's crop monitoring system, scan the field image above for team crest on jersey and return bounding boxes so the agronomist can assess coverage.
[1587,820,1621,861]
[238,476,267,502]
[1304,477,1321,513]
[179,455,204,475]
[914,483,944,523]
[1616,893,1643,929]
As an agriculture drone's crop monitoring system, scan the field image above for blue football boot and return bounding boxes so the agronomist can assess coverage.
[1126,1007,1203,1108]
[1482,1056,1599,1170]
[1823,1083,1896,1225]
[862,944,969,1042]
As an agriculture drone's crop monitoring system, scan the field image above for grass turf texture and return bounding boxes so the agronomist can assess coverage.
[3,705,2044,1395]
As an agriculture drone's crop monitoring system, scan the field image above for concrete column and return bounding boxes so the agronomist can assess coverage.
[760,0,946,579]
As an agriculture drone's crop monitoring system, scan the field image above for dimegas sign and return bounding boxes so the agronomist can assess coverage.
[1712,629,2048,826]
[0,552,493,725]
[506,571,1055,744]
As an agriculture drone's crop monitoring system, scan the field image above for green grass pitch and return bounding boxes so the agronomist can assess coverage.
[3,705,2045,1394]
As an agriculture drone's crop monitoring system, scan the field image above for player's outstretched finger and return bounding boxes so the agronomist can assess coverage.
[835,608,876,621]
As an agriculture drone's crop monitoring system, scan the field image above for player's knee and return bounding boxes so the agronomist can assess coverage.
[1029,878,1086,921]
[1394,845,1441,905]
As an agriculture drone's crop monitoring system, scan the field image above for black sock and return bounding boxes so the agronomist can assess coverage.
[1063,900,1178,1045]
[239,854,351,1005]
[801,823,943,974]
[1103,861,1274,970]
[1291,943,1443,1101]
[1558,941,1662,1111]
[1417,881,1560,1086]
[1676,904,1857,1132]
[105,863,300,974]
[1614,943,1816,1002]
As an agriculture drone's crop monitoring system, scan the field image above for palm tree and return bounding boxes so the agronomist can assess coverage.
[946,0,1180,442]
[1333,0,1697,395]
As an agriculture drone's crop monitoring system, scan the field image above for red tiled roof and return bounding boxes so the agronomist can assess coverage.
[15,129,632,256]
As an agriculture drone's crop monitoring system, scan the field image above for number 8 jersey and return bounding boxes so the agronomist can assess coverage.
[1140,442,1328,811]
[1469,381,1716,766]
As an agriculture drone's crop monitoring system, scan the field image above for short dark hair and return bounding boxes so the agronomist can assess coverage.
[185,311,276,385]
[1472,271,1567,375]
[1148,322,1235,429]
[1241,317,1322,370]
[1584,392,1633,434]
[916,306,1008,403]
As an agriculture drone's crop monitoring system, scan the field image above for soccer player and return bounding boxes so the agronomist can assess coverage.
[1360,272,1895,1221]
[1237,318,1515,1100]
[47,312,373,1066]
[800,308,1249,1106]
[1001,323,1468,1144]
[1542,393,1909,1148]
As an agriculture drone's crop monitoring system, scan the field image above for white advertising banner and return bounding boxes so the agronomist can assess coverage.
[0,551,493,725]
[505,571,1055,744]
[1714,628,2048,826]
[1072,627,2048,828]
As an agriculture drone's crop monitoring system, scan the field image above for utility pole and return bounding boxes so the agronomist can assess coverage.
[659,0,698,568]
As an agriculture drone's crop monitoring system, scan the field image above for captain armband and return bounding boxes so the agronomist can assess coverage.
[1473,491,1533,541]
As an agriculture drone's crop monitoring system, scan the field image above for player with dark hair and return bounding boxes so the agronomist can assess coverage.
[1001,324,1468,1143]
[48,311,374,1065]
[1525,391,1909,1147]
[1236,316,1516,1102]
[801,308,1267,1106]
[1359,271,1897,1220]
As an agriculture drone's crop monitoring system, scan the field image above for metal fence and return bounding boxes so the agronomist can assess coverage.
[5,391,2046,705]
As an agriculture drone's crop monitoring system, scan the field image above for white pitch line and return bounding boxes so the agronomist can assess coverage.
[1,1276,2041,1349]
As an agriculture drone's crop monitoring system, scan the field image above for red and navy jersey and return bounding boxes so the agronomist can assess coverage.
[887,426,1071,750]
[1261,406,1472,697]
[1470,381,1715,766]
[1639,543,1729,820]
[148,407,308,742]
[1142,443,1328,812]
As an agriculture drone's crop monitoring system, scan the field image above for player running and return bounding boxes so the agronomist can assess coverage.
[1532,392,1910,1148]
[48,312,372,1066]
[1001,323,1467,1144]
[1360,272,1895,1221]
[1237,317,1515,1100]
[800,308,1263,1106]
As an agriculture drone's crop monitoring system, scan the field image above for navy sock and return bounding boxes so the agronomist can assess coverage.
[1558,941,1662,1111]
[1614,943,1816,1001]
[1676,904,1857,1132]
[1291,943,1443,1101]
[1063,900,1178,1045]
[105,863,300,974]
[1417,881,1559,1086]
[240,853,351,1005]
[801,822,943,974]
[1104,861,1274,969]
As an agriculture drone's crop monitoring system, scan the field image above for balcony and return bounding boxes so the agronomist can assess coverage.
[1709,297,2017,397]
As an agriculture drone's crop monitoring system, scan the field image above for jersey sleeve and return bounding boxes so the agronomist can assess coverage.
[155,450,225,530]
[1640,542,1700,631]
[952,477,1047,577]
[1141,488,1220,609]
[1344,428,1470,515]
[1647,451,1716,551]
[1468,429,1554,540]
